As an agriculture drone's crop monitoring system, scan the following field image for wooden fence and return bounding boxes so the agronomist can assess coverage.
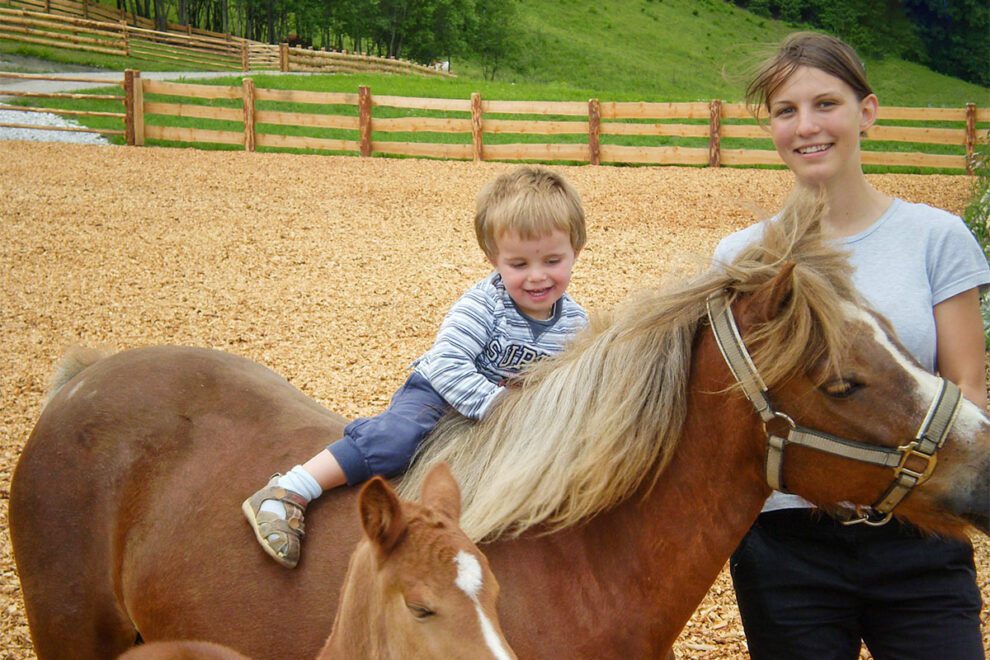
[8,0,241,40]
[0,70,126,138]
[0,2,454,76]
[128,75,989,172]
[2,71,987,172]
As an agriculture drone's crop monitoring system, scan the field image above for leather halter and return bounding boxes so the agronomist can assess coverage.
[705,292,962,526]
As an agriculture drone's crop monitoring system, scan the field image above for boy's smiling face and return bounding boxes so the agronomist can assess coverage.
[488,228,578,321]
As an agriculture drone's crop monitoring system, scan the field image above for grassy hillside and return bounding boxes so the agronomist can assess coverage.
[451,0,989,107]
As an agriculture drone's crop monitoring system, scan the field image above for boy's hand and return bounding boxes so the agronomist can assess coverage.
[500,377,525,390]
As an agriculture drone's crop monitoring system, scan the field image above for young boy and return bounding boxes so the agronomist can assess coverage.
[243,166,589,568]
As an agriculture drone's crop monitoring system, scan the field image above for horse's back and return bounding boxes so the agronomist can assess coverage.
[10,346,359,659]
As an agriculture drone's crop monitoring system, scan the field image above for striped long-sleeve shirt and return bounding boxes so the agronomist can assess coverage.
[412,273,588,419]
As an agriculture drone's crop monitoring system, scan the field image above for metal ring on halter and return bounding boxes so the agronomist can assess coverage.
[763,411,795,438]
[840,505,893,527]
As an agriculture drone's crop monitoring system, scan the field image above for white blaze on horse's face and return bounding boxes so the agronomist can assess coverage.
[454,550,511,660]
[852,303,986,443]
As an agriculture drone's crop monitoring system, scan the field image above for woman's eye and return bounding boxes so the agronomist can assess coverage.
[407,603,435,620]
[822,379,860,398]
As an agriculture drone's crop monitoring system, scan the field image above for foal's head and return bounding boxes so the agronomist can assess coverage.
[322,463,514,660]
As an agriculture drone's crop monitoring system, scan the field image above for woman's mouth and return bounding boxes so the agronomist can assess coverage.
[795,143,832,155]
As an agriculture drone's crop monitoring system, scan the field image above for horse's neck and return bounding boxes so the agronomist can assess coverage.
[618,336,771,641]
[494,334,772,653]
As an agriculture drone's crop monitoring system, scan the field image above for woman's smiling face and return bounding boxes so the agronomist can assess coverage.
[768,65,878,188]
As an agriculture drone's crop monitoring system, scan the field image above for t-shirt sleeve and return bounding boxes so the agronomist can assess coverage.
[928,214,990,306]
[415,287,502,419]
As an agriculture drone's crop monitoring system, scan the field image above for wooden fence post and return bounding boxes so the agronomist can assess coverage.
[124,68,134,146]
[588,98,601,166]
[133,70,144,146]
[708,99,722,168]
[965,102,976,175]
[242,77,256,152]
[124,69,143,146]
[241,41,249,71]
[471,92,483,162]
[359,85,372,157]
[279,43,289,72]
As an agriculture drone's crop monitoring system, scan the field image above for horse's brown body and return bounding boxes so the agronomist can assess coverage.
[11,268,990,659]
[10,340,768,659]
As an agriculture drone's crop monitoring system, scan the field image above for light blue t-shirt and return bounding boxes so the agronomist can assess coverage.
[713,198,990,511]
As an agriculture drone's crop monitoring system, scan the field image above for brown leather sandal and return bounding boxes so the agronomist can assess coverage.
[242,475,308,568]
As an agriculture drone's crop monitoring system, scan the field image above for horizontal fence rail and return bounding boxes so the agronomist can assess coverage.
[122,74,988,172]
[0,70,126,136]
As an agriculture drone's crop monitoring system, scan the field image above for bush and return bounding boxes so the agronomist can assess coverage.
[962,134,990,348]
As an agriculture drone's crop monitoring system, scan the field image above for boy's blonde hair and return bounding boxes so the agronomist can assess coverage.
[475,166,586,261]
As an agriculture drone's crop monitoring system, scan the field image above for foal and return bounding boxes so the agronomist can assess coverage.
[120,463,514,660]
[320,462,514,659]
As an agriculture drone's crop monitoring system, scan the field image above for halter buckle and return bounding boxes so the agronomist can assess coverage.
[894,441,938,485]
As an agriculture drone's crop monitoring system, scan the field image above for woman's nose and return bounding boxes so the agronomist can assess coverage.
[795,109,819,136]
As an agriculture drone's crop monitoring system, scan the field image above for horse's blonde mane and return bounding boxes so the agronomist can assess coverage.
[399,189,859,542]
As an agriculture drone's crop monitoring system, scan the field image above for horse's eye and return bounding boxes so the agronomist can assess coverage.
[407,603,435,620]
[822,379,860,398]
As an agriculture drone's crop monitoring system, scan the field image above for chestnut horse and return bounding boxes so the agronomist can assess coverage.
[118,464,514,660]
[11,194,990,659]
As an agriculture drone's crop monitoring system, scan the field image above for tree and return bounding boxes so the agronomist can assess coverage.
[471,0,519,80]
[902,0,990,86]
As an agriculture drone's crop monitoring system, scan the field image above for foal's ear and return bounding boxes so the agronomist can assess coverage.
[748,261,796,323]
[420,462,462,522]
[358,477,406,558]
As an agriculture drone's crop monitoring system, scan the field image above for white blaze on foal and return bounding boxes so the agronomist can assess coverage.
[455,550,512,660]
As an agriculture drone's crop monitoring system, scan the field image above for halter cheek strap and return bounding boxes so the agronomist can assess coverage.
[705,291,962,526]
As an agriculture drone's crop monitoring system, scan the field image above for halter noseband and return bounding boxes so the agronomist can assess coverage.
[705,291,962,526]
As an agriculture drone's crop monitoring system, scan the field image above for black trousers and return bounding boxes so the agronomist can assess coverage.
[730,509,984,660]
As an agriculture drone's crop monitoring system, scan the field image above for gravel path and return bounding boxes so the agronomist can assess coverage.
[1,141,986,658]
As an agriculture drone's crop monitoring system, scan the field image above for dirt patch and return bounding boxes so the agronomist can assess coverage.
[1,141,986,658]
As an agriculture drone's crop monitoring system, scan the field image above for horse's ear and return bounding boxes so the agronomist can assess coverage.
[358,477,406,558]
[748,261,796,322]
[420,462,462,522]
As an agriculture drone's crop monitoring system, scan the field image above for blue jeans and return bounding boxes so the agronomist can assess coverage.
[730,509,983,660]
[327,371,450,485]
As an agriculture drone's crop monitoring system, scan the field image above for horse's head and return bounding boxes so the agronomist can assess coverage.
[323,463,515,660]
[725,260,990,537]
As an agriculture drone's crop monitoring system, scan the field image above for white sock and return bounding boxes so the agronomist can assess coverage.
[259,465,322,520]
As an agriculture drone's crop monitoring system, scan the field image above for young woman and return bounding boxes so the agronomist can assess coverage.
[714,32,989,659]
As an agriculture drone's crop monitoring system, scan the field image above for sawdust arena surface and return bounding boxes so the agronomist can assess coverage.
[1,141,987,658]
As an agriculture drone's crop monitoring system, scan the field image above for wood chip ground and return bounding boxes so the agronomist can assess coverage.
[1,141,986,658]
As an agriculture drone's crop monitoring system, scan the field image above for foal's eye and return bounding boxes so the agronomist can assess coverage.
[821,379,860,398]
[407,603,436,620]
